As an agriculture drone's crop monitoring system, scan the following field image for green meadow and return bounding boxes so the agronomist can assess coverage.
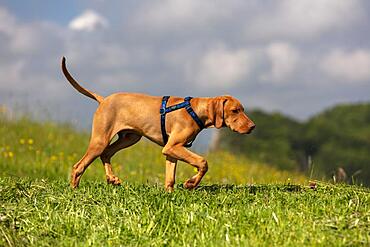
[1,115,370,246]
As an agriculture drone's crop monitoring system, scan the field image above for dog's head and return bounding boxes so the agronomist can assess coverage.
[208,95,255,134]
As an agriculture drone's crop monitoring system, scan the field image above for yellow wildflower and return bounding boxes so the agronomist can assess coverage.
[8,152,14,158]
[19,139,25,145]
[28,139,34,145]
[51,155,58,161]
[0,105,7,114]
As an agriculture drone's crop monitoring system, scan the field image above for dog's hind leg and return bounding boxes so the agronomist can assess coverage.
[100,132,142,185]
[71,136,110,188]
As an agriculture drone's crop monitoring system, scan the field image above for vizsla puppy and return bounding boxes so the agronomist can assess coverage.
[61,57,255,191]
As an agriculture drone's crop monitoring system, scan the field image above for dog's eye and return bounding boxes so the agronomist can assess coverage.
[232,109,239,113]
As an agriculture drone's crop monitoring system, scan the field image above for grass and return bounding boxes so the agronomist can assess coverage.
[1,178,369,246]
[1,114,370,246]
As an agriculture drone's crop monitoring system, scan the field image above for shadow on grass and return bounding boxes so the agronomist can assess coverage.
[178,184,304,194]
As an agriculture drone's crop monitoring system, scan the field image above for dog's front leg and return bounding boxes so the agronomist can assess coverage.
[165,156,177,192]
[162,144,208,190]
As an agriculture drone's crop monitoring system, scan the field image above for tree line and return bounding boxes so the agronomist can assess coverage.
[216,103,370,185]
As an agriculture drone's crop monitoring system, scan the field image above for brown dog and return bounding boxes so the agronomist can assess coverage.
[61,57,255,191]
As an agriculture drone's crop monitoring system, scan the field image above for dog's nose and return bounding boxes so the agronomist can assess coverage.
[249,124,256,131]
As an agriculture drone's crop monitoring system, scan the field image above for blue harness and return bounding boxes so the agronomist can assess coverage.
[160,96,205,147]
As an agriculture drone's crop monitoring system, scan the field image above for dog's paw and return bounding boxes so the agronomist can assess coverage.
[184,178,197,190]
[70,181,79,189]
[70,173,80,189]
[165,186,174,193]
[106,175,122,186]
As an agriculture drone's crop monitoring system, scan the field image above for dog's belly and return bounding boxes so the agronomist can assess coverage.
[101,93,165,145]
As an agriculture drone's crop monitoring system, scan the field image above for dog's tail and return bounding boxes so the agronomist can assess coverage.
[61,57,104,103]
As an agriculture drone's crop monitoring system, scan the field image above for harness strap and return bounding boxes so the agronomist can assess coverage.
[160,96,204,147]
[160,96,170,146]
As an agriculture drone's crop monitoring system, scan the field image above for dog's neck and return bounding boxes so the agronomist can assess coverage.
[191,98,215,128]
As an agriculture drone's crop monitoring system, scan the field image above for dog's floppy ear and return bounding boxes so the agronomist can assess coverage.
[208,96,227,129]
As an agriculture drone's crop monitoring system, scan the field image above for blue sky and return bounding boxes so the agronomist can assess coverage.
[3,0,80,23]
[1,0,370,129]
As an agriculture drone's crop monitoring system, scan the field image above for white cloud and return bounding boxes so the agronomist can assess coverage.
[65,44,128,70]
[0,6,64,55]
[320,49,370,82]
[262,42,299,82]
[1,1,369,123]
[0,7,68,105]
[188,46,251,89]
[133,0,234,31]
[9,24,53,54]
[0,7,16,35]
[69,10,108,32]
[0,61,24,90]
[247,0,363,40]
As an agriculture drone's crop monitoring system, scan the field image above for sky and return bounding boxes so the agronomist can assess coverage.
[1,0,370,128]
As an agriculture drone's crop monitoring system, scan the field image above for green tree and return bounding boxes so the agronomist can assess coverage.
[217,103,370,185]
